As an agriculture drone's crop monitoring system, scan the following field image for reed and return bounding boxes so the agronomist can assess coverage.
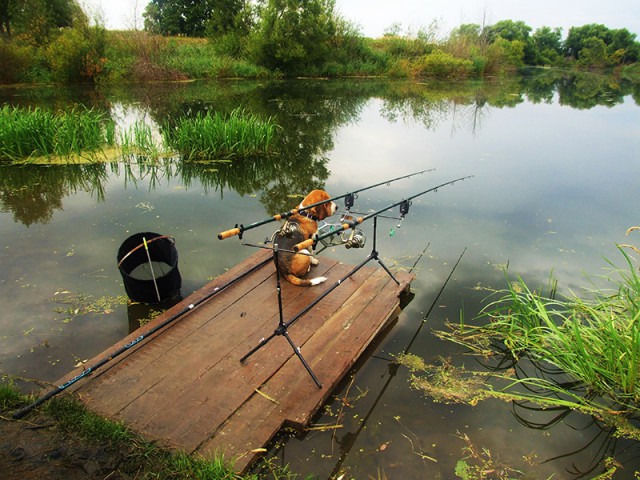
[0,106,115,162]
[118,120,165,161]
[162,108,278,160]
[440,245,640,420]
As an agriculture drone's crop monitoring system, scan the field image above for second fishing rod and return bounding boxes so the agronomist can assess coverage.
[217,168,434,240]
[293,175,474,252]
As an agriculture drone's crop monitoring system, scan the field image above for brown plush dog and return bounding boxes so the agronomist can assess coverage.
[273,190,337,286]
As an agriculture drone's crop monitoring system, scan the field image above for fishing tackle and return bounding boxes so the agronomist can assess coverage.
[293,175,474,253]
[218,169,434,240]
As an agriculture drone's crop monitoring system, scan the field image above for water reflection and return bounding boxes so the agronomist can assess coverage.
[2,69,637,228]
[483,352,640,478]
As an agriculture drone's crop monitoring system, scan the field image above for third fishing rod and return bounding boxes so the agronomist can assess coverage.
[217,168,434,240]
[293,175,474,252]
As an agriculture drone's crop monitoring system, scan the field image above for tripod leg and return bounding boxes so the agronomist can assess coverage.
[240,331,277,363]
[283,331,322,389]
[374,255,400,285]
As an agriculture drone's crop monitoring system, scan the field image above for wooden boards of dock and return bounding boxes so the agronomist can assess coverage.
[62,249,414,472]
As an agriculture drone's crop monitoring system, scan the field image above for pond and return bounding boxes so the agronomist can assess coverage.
[1,72,639,478]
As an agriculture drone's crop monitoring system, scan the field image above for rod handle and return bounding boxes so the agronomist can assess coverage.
[218,228,241,240]
[293,239,315,252]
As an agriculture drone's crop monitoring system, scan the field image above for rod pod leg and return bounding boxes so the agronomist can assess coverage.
[240,244,322,388]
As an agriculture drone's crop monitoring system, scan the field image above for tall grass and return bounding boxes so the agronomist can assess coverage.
[162,108,279,160]
[435,245,640,431]
[0,106,115,162]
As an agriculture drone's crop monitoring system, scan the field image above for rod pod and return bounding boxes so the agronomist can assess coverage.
[293,175,474,252]
[218,169,434,240]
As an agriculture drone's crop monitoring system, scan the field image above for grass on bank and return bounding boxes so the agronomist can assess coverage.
[0,378,299,479]
[399,240,640,442]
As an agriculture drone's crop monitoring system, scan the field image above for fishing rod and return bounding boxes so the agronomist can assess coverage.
[12,253,273,420]
[217,169,434,240]
[293,175,474,253]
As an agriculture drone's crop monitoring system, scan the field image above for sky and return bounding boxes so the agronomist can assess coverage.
[89,0,640,38]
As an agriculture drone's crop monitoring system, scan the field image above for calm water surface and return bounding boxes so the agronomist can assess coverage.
[1,74,639,478]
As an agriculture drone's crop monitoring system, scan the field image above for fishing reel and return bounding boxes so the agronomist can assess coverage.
[317,221,366,250]
[344,229,366,249]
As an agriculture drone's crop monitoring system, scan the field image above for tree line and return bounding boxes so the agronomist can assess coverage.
[1,0,639,84]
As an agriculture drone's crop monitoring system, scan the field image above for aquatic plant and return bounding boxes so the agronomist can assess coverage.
[0,106,115,162]
[162,108,279,160]
[414,241,640,440]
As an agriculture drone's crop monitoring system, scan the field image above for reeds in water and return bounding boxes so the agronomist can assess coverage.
[0,106,115,162]
[162,108,278,160]
[438,245,640,424]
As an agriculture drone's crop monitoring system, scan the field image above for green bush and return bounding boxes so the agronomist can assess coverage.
[412,49,475,78]
[46,25,107,82]
[0,42,35,83]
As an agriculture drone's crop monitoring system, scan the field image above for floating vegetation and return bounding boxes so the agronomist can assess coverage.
[162,108,279,160]
[53,292,129,323]
[407,240,640,441]
[0,106,116,162]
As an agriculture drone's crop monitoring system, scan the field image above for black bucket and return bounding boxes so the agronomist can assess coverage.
[117,232,182,304]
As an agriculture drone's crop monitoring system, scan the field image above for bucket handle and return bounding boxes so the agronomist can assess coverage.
[117,235,175,269]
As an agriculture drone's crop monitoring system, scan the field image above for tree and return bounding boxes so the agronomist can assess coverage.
[143,0,246,37]
[530,26,562,65]
[564,24,611,59]
[485,20,531,43]
[564,24,640,65]
[249,0,339,74]
[0,0,83,42]
[485,20,535,64]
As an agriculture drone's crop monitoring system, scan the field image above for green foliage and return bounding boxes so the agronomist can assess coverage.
[429,244,640,439]
[565,23,640,66]
[0,377,27,410]
[530,26,563,65]
[248,0,340,74]
[0,106,115,161]
[411,49,474,78]
[162,108,278,160]
[144,0,215,36]
[46,24,107,82]
[2,0,85,45]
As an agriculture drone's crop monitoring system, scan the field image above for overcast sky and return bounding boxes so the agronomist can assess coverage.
[89,0,640,38]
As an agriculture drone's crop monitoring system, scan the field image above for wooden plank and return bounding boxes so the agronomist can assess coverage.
[128,261,373,450]
[196,269,413,470]
[62,250,414,473]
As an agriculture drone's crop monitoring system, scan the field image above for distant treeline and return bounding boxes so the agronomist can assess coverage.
[1,0,639,84]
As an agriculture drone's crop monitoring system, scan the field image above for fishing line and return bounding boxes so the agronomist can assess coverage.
[327,247,467,477]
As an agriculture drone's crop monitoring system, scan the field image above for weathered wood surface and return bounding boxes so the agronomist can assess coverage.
[62,249,413,472]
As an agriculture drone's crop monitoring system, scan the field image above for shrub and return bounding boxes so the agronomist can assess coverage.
[46,25,107,82]
[412,49,474,78]
[0,42,35,84]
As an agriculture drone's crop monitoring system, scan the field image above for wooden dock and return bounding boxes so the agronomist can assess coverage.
[62,249,413,472]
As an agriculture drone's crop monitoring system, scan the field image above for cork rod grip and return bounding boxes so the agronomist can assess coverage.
[217,228,241,240]
[293,238,315,252]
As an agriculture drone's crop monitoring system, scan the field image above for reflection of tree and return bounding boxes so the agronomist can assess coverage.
[2,74,638,225]
[0,164,108,226]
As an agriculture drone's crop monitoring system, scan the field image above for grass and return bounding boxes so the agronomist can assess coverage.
[417,242,640,440]
[0,378,300,479]
[0,106,116,162]
[0,105,280,164]
[162,108,279,160]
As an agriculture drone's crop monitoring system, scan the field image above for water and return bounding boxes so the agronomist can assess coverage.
[1,73,639,478]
